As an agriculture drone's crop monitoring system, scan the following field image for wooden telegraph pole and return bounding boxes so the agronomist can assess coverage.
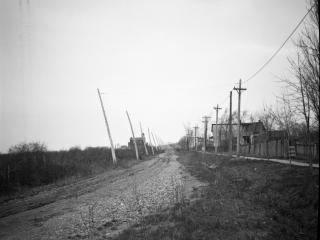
[126,110,139,160]
[155,134,161,150]
[151,132,158,151]
[97,88,117,164]
[193,126,199,151]
[139,122,149,155]
[233,79,247,157]
[229,91,233,154]
[202,116,211,152]
[213,105,222,153]
[186,129,190,151]
[148,128,155,155]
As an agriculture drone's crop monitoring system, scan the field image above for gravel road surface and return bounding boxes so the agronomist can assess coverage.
[0,148,206,239]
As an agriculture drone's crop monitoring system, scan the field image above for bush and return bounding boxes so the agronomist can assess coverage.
[0,144,161,196]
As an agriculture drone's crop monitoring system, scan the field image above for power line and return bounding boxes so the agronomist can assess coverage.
[201,4,314,135]
[243,4,315,84]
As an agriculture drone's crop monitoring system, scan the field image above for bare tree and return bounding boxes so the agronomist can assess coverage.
[8,141,48,154]
[273,94,297,138]
[219,109,230,145]
[183,123,193,151]
[282,0,319,168]
[297,0,319,126]
[256,105,276,131]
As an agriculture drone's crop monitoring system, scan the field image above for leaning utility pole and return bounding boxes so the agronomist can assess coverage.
[151,132,158,151]
[213,105,222,153]
[193,126,199,151]
[155,134,161,150]
[229,91,233,154]
[202,116,211,152]
[233,79,247,156]
[126,110,139,160]
[139,122,149,155]
[148,128,155,155]
[97,88,117,164]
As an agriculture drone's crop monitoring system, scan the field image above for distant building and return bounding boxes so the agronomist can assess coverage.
[210,120,293,147]
[210,121,266,147]
[128,134,146,153]
[241,121,266,144]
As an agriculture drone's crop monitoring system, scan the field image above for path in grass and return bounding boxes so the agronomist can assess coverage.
[114,151,318,240]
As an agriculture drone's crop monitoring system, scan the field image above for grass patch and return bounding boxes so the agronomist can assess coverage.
[113,151,318,240]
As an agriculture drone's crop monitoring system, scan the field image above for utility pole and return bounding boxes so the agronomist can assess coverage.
[151,132,158,151]
[188,130,191,151]
[155,134,161,150]
[213,105,222,153]
[229,91,233,154]
[186,129,190,151]
[126,110,139,160]
[193,126,199,151]
[202,116,211,152]
[97,88,117,164]
[139,122,149,155]
[233,79,247,157]
[148,128,155,155]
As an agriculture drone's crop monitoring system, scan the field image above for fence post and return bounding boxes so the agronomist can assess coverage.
[259,143,261,156]
[266,132,269,159]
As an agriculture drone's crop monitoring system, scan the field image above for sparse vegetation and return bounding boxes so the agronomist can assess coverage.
[0,142,163,196]
[114,151,318,240]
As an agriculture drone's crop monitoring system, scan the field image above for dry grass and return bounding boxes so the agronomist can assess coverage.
[114,151,318,240]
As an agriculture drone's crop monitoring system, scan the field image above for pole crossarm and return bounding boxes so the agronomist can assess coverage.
[233,87,247,93]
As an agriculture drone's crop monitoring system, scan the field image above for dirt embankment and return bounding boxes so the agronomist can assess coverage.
[0,148,206,240]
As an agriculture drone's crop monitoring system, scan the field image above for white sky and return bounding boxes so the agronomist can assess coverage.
[0,0,308,152]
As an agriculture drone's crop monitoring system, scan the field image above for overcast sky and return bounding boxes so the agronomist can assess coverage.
[0,0,308,152]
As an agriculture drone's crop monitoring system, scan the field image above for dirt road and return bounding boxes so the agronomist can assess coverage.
[0,148,206,239]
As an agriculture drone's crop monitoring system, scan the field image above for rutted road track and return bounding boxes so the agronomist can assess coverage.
[0,148,206,239]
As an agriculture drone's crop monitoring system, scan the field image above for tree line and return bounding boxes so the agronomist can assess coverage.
[0,142,160,196]
[179,0,319,159]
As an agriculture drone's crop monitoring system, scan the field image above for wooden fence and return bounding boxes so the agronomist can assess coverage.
[240,139,319,162]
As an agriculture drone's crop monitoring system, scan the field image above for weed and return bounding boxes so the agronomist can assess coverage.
[77,201,99,239]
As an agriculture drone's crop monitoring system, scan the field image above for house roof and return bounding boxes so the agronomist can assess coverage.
[129,137,144,141]
[241,121,265,134]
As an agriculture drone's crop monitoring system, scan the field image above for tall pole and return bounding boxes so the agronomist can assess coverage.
[97,88,117,164]
[155,134,161,150]
[151,132,158,151]
[148,128,155,155]
[126,110,139,160]
[194,126,198,151]
[233,79,247,157]
[229,91,233,154]
[214,105,222,153]
[186,129,190,151]
[202,116,211,152]
[139,122,149,155]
